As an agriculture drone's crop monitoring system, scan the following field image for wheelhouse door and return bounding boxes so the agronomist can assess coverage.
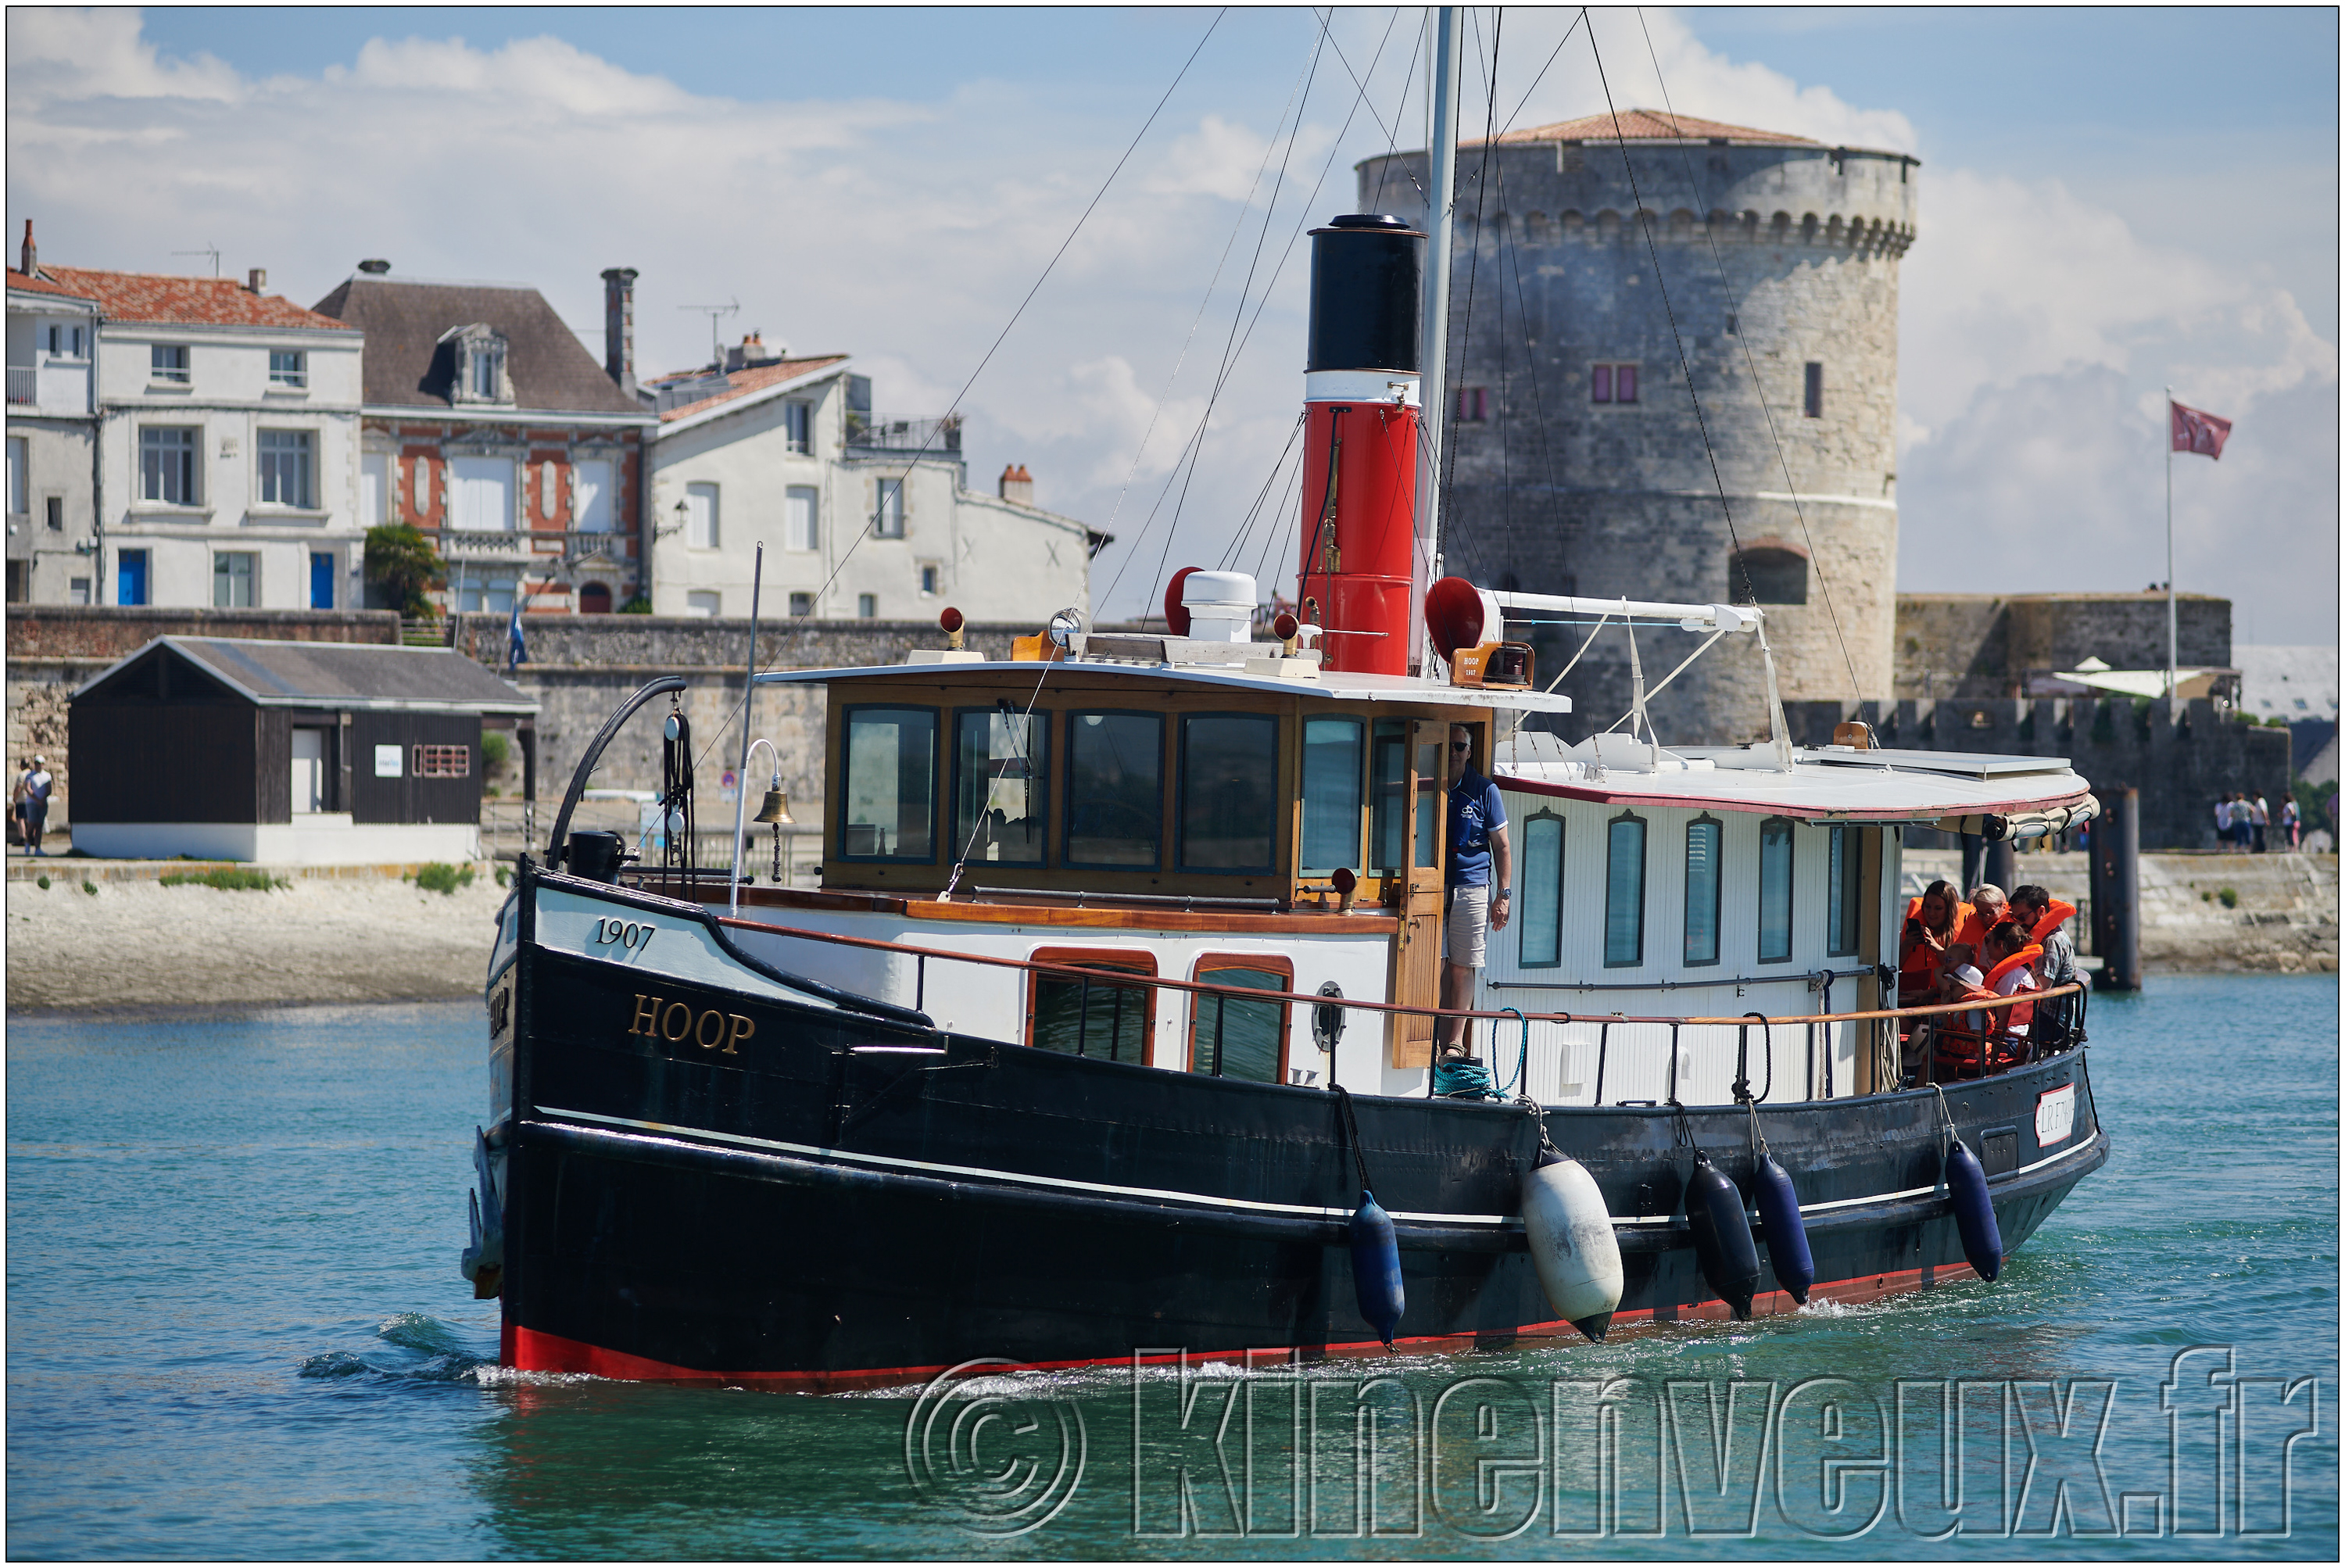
[1375,718,1447,1067]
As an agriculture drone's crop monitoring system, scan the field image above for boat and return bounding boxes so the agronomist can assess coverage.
[458,30,2107,1391]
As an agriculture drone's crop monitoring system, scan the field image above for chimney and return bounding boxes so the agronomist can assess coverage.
[246,267,267,294]
[19,220,34,277]
[356,259,391,274]
[600,267,639,395]
[999,464,1034,506]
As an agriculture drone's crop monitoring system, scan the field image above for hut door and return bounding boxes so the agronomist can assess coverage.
[291,728,329,814]
[1387,720,1448,1068]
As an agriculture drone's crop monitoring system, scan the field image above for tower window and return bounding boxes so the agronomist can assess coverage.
[1803,361,1824,417]
[1591,363,1638,404]
[1729,542,1810,605]
[1454,386,1488,421]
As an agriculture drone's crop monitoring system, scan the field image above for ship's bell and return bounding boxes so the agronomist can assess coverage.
[752,787,794,825]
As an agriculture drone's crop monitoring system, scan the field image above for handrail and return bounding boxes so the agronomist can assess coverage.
[714,909,2082,1029]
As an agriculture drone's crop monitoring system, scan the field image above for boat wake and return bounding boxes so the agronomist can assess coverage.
[298,1311,496,1385]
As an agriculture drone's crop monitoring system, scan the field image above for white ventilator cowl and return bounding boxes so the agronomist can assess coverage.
[1181,571,1257,645]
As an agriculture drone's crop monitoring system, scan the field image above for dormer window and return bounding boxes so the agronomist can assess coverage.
[442,324,512,406]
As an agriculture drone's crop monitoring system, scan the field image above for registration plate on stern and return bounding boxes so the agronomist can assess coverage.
[2035,1083,2076,1146]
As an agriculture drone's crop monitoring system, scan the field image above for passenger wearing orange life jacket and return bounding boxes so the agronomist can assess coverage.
[1978,922,2042,1037]
[2010,883,2079,1044]
[1899,881,1967,1003]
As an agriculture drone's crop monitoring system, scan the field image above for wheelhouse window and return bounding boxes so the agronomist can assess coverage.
[256,429,313,508]
[1179,713,1277,872]
[954,707,1047,866]
[1189,958,1291,1084]
[1604,812,1646,967]
[1683,814,1723,966]
[1029,950,1151,1064]
[1369,718,1408,872]
[1828,823,1864,957]
[1299,716,1364,873]
[1517,809,1564,968]
[1758,817,1794,962]
[1065,711,1161,868]
[840,706,936,861]
[139,426,199,505]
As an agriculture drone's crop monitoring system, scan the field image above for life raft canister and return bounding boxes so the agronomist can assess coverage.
[1521,1147,1624,1342]
[1684,1154,1762,1320]
[1348,1190,1405,1345]
[1750,1151,1813,1306]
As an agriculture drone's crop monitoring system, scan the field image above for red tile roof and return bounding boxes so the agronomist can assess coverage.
[38,265,353,331]
[1466,109,1822,149]
[654,354,850,422]
[5,268,97,303]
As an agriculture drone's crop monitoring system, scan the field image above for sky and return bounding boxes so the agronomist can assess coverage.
[9,5,2336,643]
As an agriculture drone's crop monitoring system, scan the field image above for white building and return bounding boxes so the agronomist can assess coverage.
[23,247,367,611]
[5,230,101,604]
[645,338,1101,622]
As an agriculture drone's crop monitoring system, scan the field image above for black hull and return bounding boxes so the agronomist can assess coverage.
[490,870,2108,1389]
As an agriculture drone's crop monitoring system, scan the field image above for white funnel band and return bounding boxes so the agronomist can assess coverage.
[1304,369,1420,407]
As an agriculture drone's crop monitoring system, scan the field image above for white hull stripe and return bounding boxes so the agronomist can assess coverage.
[536,1107,2097,1229]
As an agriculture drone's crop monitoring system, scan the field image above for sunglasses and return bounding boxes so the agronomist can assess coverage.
[1449,740,1471,751]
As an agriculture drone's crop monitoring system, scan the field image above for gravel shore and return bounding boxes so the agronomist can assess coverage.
[5,870,508,1012]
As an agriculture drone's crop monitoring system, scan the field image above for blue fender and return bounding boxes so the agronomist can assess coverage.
[1683,1155,1762,1320]
[1348,1190,1405,1345]
[1751,1151,1814,1306]
[1944,1138,2004,1283]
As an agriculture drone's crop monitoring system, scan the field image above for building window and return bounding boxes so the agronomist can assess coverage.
[789,592,814,617]
[1517,809,1565,968]
[1729,543,1809,605]
[954,707,1047,866]
[360,453,388,527]
[150,345,190,385]
[1179,713,1277,872]
[411,744,471,779]
[257,429,314,508]
[471,344,503,399]
[443,324,512,406]
[310,550,334,609]
[1027,950,1152,1064]
[139,426,199,505]
[1299,715,1364,873]
[1455,385,1488,421]
[1759,817,1794,962]
[574,458,613,532]
[1684,814,1723,966]
[213,551,256,608]
[67,576,89,605]
[872,477,906,539]
[46,324,85,357]
[1603,812,1646,967]
[116,550,149,606]
[451,456,515,532]
[686,590,721,618]
[784,402,811,454]
[1591,363,1638,403]
[268,350,306,388]
[1828,824,1865,958]
[1803,361,1824,418]
[683,481,718,549]
[45,496,63,531]
[5,437,23,516]
[1189,958,1291,1083]
[856,592,877,619]
[919,564,940,596]
[1065,711,1162,868]
[840,705,937,861]
[785,485,818,553]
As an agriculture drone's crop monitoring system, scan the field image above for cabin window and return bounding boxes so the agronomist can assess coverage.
[840,706,936,861]
[1369,719,1409,872]
[1516,810,1564,968]
[1604,813,1646,967]
[1828,824,1864,957]
[1189,958,1291,1084]
[1028,950,1152,1064]
[1684,814,1723,966]
[1180,713,1278,872]
[1299,716,1364,873]
[1064,711,1162,868]
[953,707,1047,866]
[1414,729,1445,870]
[1758,817,1794,962]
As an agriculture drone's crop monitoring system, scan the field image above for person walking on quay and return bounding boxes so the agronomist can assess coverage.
[2213,794,2234,852]
[2250,792,2271,854]
[17,755,52,856]
[2282,797,2301,850]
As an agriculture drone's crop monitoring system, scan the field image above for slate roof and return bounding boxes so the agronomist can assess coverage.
[310,274,646,416]
[36,266,352,331]
[76,636,539,714]
[5,268,98,304]
[1466,109,1825,148]
[652,353,850,422]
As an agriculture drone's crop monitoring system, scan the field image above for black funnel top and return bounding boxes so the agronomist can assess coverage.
[1307,215,1423,374]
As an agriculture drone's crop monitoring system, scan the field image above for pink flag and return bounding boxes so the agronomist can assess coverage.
[2171,399,2232,460]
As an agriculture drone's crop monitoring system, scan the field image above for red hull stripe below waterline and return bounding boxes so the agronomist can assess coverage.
[503,1258,1983,1392]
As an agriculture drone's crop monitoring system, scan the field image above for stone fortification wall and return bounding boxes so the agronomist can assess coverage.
[1359,135,1914,744]
[1896,592,2232,700]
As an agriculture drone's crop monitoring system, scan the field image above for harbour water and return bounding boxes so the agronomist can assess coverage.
[7,976,2336,1558]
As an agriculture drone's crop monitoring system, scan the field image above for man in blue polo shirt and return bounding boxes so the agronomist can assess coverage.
[1440,723,1509,1058]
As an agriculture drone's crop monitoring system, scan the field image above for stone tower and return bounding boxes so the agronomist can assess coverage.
[1357,109,1917,743]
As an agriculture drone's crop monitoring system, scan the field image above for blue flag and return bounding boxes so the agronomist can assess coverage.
[507,600,527,671]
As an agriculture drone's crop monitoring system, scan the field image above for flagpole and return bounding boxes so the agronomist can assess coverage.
[728,542,763,918]
[2164,385,2177,702]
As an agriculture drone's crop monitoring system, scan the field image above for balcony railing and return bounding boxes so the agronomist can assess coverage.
[418,527,633,564]
[5,367,34,405]
[845,412,961,456]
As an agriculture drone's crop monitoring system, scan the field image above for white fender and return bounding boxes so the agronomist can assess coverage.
[1522,1152,1624,1342]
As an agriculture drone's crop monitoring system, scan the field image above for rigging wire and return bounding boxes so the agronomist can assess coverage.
[1249,435,1312,588]
[1435,6,1505,580]
[1322,7,1428,208]
[1634,6,1867,711]
[1366,9,1431,213]
[1493,153,1566,578]
[1219,410,1309,572]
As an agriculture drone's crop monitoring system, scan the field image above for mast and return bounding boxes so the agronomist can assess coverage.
[1410,5,1462,676]
[2164,385,2177,702]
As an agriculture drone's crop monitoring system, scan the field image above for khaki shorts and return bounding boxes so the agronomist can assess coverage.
[1445,884,1489,967]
